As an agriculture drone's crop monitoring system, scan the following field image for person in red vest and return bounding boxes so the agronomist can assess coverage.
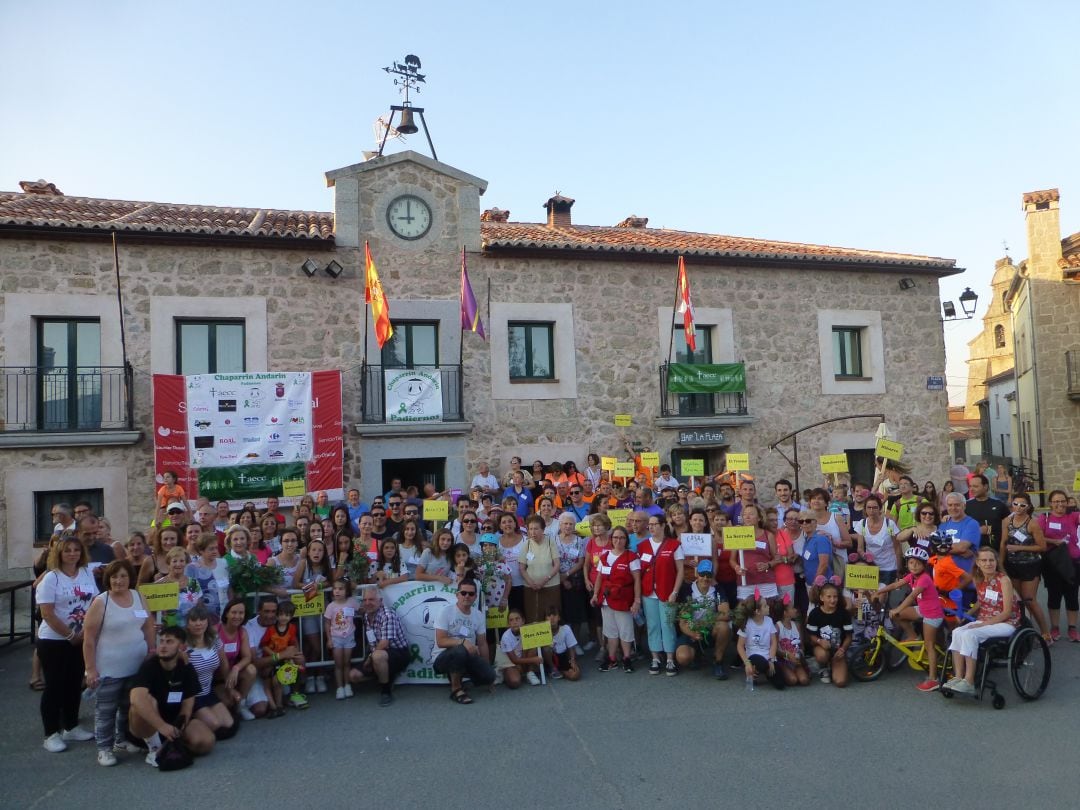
[591,526,642,672]
[638,515,685,676]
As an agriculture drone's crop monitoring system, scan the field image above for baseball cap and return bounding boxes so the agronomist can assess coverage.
[696,560,714,575]
[166,502,186,513]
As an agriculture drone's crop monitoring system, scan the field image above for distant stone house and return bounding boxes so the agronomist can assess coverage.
[0,152,960,576]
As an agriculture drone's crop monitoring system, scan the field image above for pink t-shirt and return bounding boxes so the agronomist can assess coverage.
[774,530,796,587]
[904,571,944,619]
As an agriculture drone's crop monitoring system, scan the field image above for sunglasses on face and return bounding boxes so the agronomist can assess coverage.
[458,590,477,597]
[462,519,477,524]
[919,512,936,517]
[799,519,815,524]
[1012,502,1027,508]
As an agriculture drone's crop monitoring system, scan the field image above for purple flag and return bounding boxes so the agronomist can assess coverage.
[460,247,485,339]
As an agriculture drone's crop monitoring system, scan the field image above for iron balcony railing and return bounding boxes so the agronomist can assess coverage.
[360,364,464,424]
[1067,350,1080,400]
[659,362,749,418]
[0,365,134,432]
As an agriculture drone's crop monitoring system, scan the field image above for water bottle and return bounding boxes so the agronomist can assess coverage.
[745,673,754,692]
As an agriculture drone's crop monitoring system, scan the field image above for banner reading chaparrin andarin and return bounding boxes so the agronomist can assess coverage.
[152,371,343,505]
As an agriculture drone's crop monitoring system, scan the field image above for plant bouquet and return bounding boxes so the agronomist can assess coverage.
[226,554,283,610]
[677,595,719,640]
[347,539,371,584]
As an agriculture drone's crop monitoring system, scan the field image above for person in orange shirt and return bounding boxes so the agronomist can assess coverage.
[156,471,187,510]
[930,535,970,617]
[623,438,655,488]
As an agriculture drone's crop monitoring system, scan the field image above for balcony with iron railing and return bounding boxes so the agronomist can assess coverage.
[0,365,140,447]
[1068,351,1080,400]
[656,362,753,427]
[357,364,470,435]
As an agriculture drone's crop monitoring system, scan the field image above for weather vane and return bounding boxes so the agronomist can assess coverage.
[377,54,437,160]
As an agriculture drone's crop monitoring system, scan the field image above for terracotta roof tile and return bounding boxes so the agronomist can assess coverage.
[1022,188,1060,205]
[480,221,956,270]
[0,191,334,242]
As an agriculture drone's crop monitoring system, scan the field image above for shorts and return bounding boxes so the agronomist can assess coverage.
[553,650,574,671]
[244,676,268,708]
[493,647,515,671]
[737,582,778,601]
[362,646,411,681]
[1006,559,1042,582]
[914,605,944,628]
[601,606,636,643]
[331,635,357,650]
[194,692,220,711]
[300,615,322,636]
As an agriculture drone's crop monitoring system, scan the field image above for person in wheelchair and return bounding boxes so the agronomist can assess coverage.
[943,547,1020,695]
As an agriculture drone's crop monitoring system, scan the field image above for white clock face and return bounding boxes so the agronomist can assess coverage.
[386,195,432,240]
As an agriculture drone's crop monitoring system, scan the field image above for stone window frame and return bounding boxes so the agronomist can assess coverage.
[175,319,247,375]
[150,296,267,374]
[816,309,886,395]
[489,303,577,400]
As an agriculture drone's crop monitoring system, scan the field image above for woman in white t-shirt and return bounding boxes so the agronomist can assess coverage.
[852,494,901,584]
[82,559,155,766]
[735,595,785,690]
[36,536,99,753]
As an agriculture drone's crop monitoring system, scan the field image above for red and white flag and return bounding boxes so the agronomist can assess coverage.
[676,256,696,352]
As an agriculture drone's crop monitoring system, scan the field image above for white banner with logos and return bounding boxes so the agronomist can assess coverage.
[185,372,312,468]
[384,368,443,423]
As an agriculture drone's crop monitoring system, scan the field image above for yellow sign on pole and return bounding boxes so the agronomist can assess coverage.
[520,621,554,649]
[281,479,306,497]
[575,519,592,537]
[601,456,617,472]
[138,582,180,612]
[614,414,633,427]
[422,499,449,521]
[614,462,636,478]
[875,439,904,462]
[290,590,325,617]
[607,509,631,528]
[680,459,705,477]
[640,452,660,468]
[725,453,750,471]
[820,453,850,474]
[722,526,757,550]
[845,565,881,591]
[486,606,509,629]
[1073,471,1080,492]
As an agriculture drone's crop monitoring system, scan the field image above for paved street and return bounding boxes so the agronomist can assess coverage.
[2,636,1079,809]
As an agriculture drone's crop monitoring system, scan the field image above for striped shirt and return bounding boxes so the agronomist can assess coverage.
[187,638,222,696]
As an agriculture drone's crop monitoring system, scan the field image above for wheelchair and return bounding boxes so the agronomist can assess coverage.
[940,619,1051,709]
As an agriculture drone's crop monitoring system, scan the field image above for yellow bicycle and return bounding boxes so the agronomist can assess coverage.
[848,605,952,683]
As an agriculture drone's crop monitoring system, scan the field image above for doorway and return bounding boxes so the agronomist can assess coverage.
[846,449,876,488]
[382,457,445,496]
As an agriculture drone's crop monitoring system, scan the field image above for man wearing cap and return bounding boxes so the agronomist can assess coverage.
[673,560,730,680]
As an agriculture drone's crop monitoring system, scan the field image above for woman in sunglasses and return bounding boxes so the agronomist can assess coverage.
[896,502,942,559]
[1001,493,1050,641]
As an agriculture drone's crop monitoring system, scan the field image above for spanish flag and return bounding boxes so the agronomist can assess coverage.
[364,241,393,348]
[676,255,696,352]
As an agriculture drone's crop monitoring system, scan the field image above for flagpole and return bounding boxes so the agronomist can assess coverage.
[666,255,682,364]
[363,251,370,369]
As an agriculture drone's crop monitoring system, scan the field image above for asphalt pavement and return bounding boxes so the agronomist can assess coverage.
[1,637,1078,809]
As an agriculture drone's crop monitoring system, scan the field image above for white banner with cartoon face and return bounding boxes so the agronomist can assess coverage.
[384,368,443,423]
[185,372,312,467]
[380,580,465,684]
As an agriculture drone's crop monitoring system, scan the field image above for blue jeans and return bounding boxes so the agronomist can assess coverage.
[94,675,131,751]
[643,596,677,654]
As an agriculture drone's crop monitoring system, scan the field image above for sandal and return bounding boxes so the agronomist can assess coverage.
[449,689,473,705]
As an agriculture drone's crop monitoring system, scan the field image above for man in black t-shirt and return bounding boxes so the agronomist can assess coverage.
[964,474,1009,551]
[128,626,215,766]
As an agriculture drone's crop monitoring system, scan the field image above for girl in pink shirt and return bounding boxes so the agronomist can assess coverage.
[877,546,944,692]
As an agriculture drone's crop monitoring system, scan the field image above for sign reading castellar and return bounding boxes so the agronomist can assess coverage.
[614,414,632,427]
[601,456,617,472]
[819,454,849,474]
[679,532,712,556]
[290,590,325,617]
[486,606,509,629]
[875,438,904,461]
[520,621,554,650]
[680,459,705,477]
[722,526,757,550]
[139,582,180,612]
[607,509,631,528]
[613,461,636,478]
[575,519,592,537]
[422,499,449,521]
[639,452,660,468]
[725,452,750,471]
[845,565,881,591]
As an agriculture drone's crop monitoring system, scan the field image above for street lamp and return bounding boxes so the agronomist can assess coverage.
[942,287,979,321]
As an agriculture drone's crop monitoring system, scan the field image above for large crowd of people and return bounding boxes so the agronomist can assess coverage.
[29,450,1078,768]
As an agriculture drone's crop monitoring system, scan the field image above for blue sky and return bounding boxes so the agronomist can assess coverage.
[3,1,1078,401]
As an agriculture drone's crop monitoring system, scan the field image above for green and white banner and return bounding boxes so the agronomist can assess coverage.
[196,462,308,500]
[384,368,443,423]
[667,363,746,394]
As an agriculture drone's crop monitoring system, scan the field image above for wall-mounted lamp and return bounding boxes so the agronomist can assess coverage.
[324,260,343,278]
[300,259,319,277]
[898,278,917,291]
[942,287,979,321]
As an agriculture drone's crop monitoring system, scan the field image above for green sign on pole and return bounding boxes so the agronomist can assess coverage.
[198,462,307,500]
[667,363,746,394]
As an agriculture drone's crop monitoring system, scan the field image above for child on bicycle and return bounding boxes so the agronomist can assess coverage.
[876,546,944,692]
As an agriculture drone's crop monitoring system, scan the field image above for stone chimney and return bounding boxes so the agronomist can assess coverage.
[19,179,63,195]
[544,194,574,228]
[615,215,649,228]
[1022,188,1062,280]
[481,207,510,222]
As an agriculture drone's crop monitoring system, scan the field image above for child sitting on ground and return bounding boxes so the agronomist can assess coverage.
[493,609,543,688]
[547,605,580,681]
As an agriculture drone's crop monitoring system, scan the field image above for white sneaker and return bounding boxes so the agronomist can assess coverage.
[238,706,256,721]
[573,645,585,656]
[97,750,118,767]
[335,686,346,700]
[526,671,541,686]
[315,675,328,693]
[582,641,597,652]
[145,749,159,768]
[305,676,316,693]
[43,733,67,753]
[62,726,94,742]
[343,684,354,698]
[114,739,143,754]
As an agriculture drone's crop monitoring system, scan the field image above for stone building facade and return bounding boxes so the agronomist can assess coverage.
[0,152,959,576]
[1006,188,1080,493]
